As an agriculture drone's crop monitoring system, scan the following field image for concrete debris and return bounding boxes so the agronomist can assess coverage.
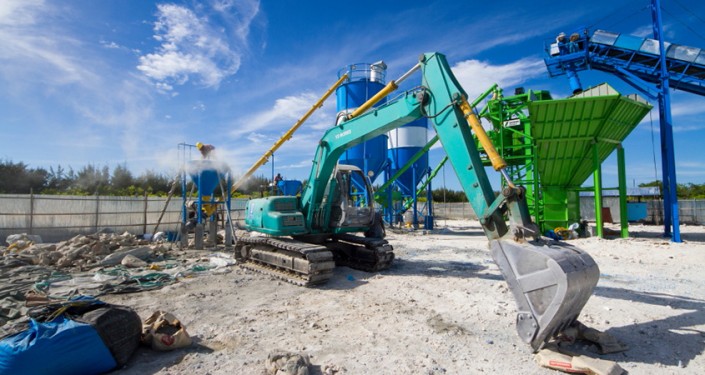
[102,247,152,267]
[121,254,148,268]
[558,321,629,354]
[322,364,345,374]
[1,231,156,270]
[5,233,43,247]
[4,233,43,253]
[535,346,625,375]
[265,351,311,375]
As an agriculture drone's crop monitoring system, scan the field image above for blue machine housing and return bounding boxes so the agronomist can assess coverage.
[277,180,303,196]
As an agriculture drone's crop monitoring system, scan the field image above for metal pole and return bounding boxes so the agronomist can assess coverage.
[143,192,148,234]
[271,153,275,195]
[385,166,393,225]
[94,195,100,233]
[412,164,418,228]
[651,0,681,242]
[617,145,629,238]
[29,189,34,235]
[593,142,603,238]
[426,168,434,230]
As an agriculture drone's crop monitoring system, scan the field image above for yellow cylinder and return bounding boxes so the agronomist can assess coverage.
[348,80,399,120]
[459,98,507,171]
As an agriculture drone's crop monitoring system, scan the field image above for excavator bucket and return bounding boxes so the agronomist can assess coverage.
[490,238,599,352]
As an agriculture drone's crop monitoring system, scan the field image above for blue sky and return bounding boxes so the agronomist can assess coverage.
[1,0,704,191]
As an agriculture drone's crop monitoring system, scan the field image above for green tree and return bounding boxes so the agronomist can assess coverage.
[74,164,110,194]
[111,163,134,194]
[0,160,48,193]
[431,187,468,202]
[136,170,171,196]
[46,165,73,192]
[231,174,273,196]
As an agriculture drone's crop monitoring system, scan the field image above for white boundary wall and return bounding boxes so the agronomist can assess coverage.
[433,198,705,225]
[0,194,249,243]
[2,195,701,243]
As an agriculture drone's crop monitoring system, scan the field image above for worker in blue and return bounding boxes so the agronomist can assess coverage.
[556,32,568,55]
[568,33,580,53]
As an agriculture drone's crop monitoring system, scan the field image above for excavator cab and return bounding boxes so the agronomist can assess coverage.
[323,164,376,231]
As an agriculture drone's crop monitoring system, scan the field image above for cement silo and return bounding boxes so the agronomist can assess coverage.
[387,118,429,196]
[335,62,389,183]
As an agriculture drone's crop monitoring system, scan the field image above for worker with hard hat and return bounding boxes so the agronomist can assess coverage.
[556,32,568,55]
[196,142,215,159]
[568,32,580,53]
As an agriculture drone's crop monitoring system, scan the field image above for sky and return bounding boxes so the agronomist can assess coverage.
[1,0,704,192]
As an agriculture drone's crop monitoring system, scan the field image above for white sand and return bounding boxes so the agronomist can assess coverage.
[103,220,705,374]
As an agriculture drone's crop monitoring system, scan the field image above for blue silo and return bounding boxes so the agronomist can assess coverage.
[387,119,429,195]
[336,62,388,183]
[181,158,233,249]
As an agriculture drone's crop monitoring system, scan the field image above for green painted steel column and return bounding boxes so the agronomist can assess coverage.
[617,145,629,238]
[592,142,603,238]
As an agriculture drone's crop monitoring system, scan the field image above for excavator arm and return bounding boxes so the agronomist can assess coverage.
[302,53,515,239]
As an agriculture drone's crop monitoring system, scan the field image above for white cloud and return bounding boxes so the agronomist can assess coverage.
[671,100,705,117]
[246,132,270,144]
[630,25,653,38]
[451,58,547,100]
[137,3,247,91]
[277,160,315,170]
[100,40,121,49]
[0,0,43,27]
[0,1,98,87]
[211,0,261,42]
[231,92,333,137]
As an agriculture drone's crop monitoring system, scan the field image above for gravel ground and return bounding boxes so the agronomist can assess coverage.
[101,220,705,375]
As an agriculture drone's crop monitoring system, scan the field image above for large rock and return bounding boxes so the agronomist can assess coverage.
[100,246,152,266]
[265,351,311,375]
[121,254,147,268]
[5,233,43,246]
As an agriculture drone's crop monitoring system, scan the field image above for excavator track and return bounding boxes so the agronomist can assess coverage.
[326,234,395,272]
[236,236,335,287]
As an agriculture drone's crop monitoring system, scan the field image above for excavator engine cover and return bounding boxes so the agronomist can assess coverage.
[490,238,599,352]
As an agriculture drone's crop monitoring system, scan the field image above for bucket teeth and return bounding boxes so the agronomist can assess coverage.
[490,238,600,351]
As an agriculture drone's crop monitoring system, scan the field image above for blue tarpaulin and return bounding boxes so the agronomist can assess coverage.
[0,316,117,375]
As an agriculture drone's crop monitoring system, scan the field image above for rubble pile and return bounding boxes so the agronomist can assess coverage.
[3,231,169,270]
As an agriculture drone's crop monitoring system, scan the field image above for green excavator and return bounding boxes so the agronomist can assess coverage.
[235,52,600,351]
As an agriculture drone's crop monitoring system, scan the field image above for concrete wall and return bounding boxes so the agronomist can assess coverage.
[433,202,479,220]
[2,194,701,243]
[432,198,705,225]
[0,194,248,243]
